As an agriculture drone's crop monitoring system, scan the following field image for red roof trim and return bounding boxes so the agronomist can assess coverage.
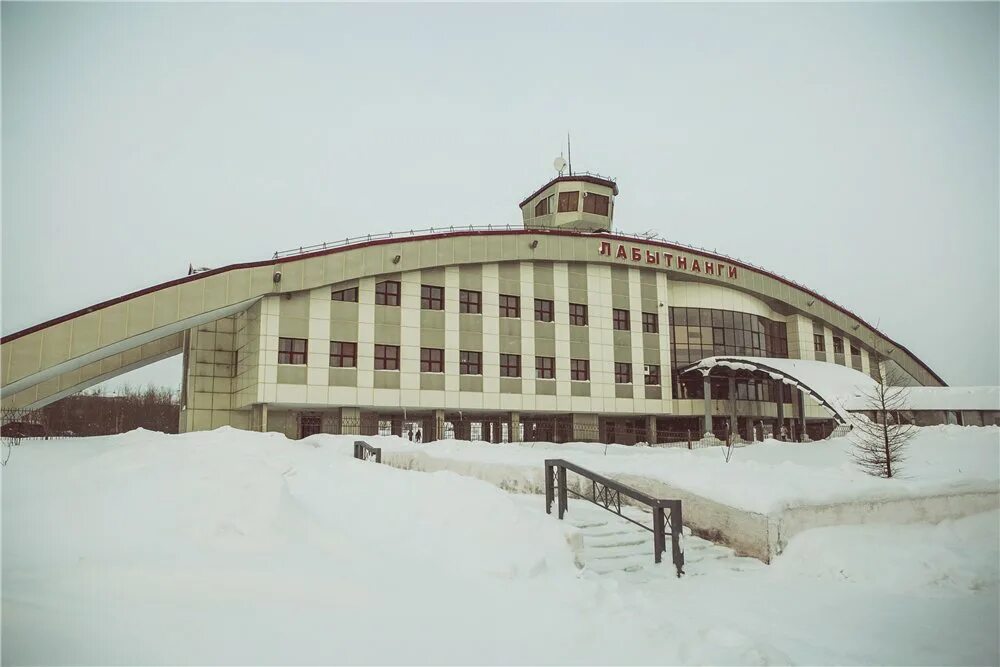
[0,228,945,385]
[517,175,619,208]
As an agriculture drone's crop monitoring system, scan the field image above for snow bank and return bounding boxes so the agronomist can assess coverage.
[329,425,1000,514]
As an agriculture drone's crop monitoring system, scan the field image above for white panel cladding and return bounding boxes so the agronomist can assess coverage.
[444,266,460,394]
[518,262,536,410]
[587,263,614,404]
[259,295,280,403]
[481,263,500,396]
[627,268,645,412]
[552,262,573,412]
[399,269,420,390]
[657,270,673,402]
[306,287,331,387]
[356,277,376,391]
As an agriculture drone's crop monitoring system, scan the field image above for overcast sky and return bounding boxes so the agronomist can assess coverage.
[3,2,998,391]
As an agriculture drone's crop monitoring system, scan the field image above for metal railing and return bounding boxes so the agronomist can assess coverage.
[544,459,684,577]
[353,440,382,463]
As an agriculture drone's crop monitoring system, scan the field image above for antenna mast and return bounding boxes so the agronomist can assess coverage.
[567,133,573,176]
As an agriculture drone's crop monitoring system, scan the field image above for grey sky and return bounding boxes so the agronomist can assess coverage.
[3,2,998,390]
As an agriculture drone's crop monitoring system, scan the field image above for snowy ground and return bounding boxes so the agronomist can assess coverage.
[350,425,1000,513]
[2,428,998,665]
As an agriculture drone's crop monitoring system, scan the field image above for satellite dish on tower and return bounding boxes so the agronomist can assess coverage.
[553,156,566,175]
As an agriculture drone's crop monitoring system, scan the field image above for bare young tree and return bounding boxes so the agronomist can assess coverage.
[851,345,915,478]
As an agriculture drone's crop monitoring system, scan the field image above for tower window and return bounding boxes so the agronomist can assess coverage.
[557,191,579,212]
[582,193,610,215]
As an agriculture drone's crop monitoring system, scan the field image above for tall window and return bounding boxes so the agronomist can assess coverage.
[850,342,861,357]
[459,351,482,375]
[421,285,444,310]
[557,191,579,212]
[534,298,554,322]
[535,356,555,379]
[278,337,307,364]
[570,359,590,381]
[534,195,552,217]
[614,362,632,384]
[582,193,609,215]
[642,312,658,333]
[329,341,357,368]
[331,286,358,302]
[374,344,400,370]
[499,294,520,318]
[613,308,630,331]
[645,364,661,385]
[375,280,401,306]
[420,347,444,372]
[459,289,482,314]
[500,353,521,378]
[814,333,826,352]
[569,303,588,326]
[833,336,844,354]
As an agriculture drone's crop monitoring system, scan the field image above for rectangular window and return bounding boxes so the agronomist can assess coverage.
[374,344,400,370]
[420,347,444,373]
[814,333,826,352]
[614,362,632,384]
[331,286,358,302]
[535,356,555,379]
[833,336,844,354]
[569,303,588,326]
[534,298,554,322]
[557,191,580,212]
[582,192,610,215]
[375,280,401,306]
[534,197,549,217]
[458,289,482,314]
[499,353,521,378]
[329,341,357,368]
[644,364,661,386]
[278,337,307,364]
[613,308,630,331]
[570,359,590,381]
[459,350,481,375]
[850,343,861,356]
[499,294,520,318]
[641,312,658,333]
[421,285,444,310]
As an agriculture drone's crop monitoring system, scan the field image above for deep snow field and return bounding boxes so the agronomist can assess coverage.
[2,427,998,666]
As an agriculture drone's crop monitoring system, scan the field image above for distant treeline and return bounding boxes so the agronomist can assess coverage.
[37,386,180,436]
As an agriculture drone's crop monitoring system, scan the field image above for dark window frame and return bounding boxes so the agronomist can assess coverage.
[278,337,307,365]
[499,353,521,378]
[642,312,658,333]
[569,303,588,326]
[375,280,401,306]
[499,294,520,318]
[331,286,358,302]
[814,333,826,352]
[458,289,482,314]
[614,362,632,384]
[557,191,580,212]
[420,284,444,310]
[329,341,357,368]
[833,336,845,354]
[459,350,482,375]
[612,308,630,331]
[534,298,554,322]
[644,364,661,386]
[374,344,400,370]
[535,356,555,379]
[570,358,590,381]
[582,192,610,215]
[420,347,444,373]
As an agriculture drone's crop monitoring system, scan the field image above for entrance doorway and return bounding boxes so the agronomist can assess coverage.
[299,416,321,439]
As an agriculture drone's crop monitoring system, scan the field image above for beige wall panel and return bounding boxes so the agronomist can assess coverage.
[277,366,306,384]
[459,375,483,392]
[124,294,157,338]
[422,329,445,348]
[375,305,401,326]
[97,305,128,347]
[571,382,590,397]
[570,340,589,359]
[499,378,522,394]
[569,326,588,344]
[459,264,482,289]
[459,330,483,351]
[374,371,400,389]
[535,337,556,357]
[421,267,445,285]
[202,274,230,312]
[421,310,445,330]
[616,385,633,399]
[535,379,557,395]
[421,374,445,390]
[39,326,73,369]
[177,282,206,321]
[459,313,483,333]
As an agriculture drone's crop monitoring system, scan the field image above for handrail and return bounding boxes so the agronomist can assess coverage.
[544,459,684,577]
[353,440,382,463]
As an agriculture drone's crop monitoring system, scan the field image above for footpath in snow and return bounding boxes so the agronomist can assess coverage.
[2,427,998,665]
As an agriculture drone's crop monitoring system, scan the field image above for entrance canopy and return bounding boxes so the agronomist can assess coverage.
[680,357,880,424]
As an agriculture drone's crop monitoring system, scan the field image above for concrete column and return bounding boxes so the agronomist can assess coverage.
[510,412,521,442]
[645,415,658,445]
[261,403,268,433]
[432,409,445,442]
[774,380,784,440]
[702,372,713,438]
[728,375,738,441]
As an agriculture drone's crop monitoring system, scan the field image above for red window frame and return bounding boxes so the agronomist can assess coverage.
[331,286,358,302]
[499,353,521,378]
[570,359,589,381]
[641,312,658,333]
[420,347,444,372]
[614,362,632,384]
[534,298,554,322]
[582,193,610,215]
[535,356,555,379]
[421,285,444,310]
[499,294,520,318]
[569,303,588,326]
[459,289,482,314]
[644,364,661,386]
[557,191,579,212]
[612,308,630,331]
[459,350,482,375]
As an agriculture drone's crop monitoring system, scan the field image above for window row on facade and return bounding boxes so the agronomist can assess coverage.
[281,337,661,384]
[813,332,861,357]
[533,190,610,217]
[334,281,659,330]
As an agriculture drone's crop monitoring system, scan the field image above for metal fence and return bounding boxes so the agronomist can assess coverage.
[545,458,684,577]
[352,440,382,463]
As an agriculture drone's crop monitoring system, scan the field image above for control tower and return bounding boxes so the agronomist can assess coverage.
[518,166,618,233]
